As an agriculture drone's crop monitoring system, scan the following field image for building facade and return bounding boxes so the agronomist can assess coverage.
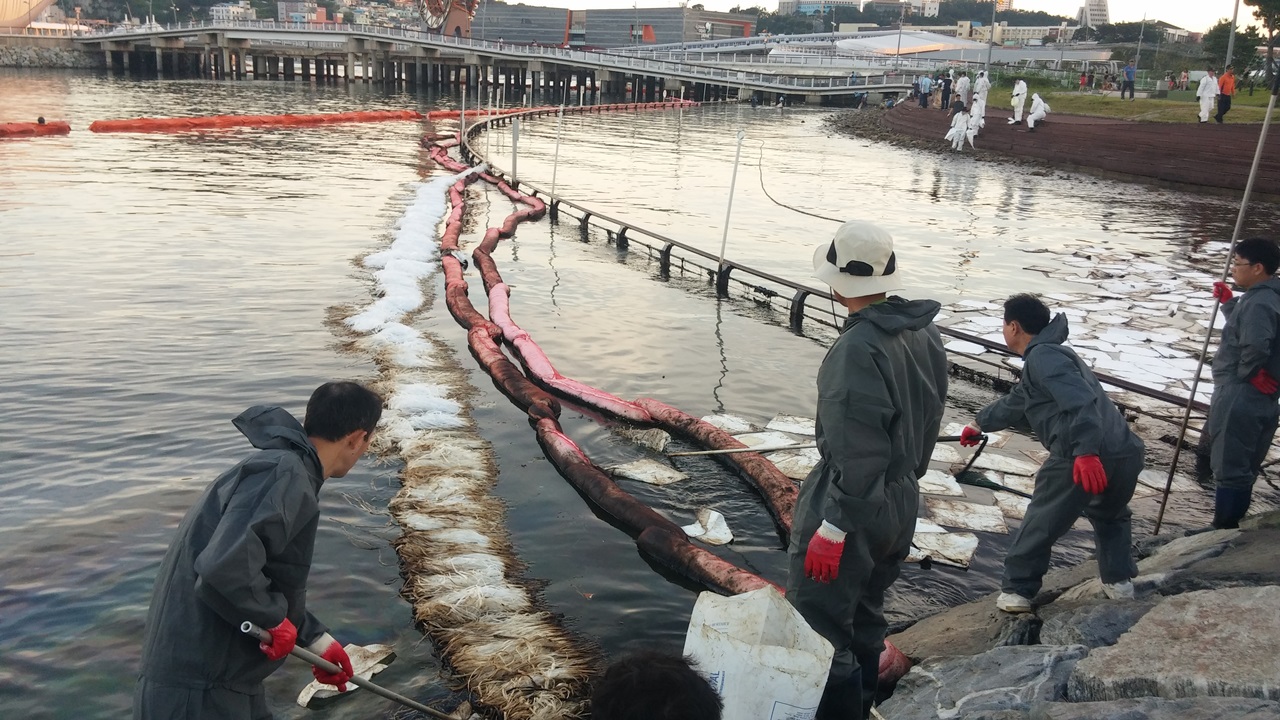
[209,1,255,22]
[277,1,318,22]
[995,0,1013,10]
[1076,0,1108,27]
[469,2,755,47]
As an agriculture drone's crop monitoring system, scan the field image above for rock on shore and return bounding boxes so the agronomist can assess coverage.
[878,516,1280,720]
[0,45,102,69]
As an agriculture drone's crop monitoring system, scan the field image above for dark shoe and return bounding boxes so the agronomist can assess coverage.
[1212,485,1252,529]
[1028,126,1036,132]
[1216,117,1224,124]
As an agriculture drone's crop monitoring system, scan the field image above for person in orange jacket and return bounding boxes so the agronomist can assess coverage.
[1216,65,1237,123]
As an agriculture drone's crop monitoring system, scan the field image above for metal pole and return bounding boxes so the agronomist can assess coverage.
[894,6,904,71]
[1154,72,1280,534]
[1226,0,1241,72]
[240,622,454,720]
[550,104,565,198]
[715,129,746,281]
[511,117,519,181]
[985,0,997,71]
[1134,14,1146,84]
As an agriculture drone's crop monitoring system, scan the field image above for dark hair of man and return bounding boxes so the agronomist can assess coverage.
[590,650,723,720]
[303,381,383,441]
[1003,294,1050,335]
[1234,237,1280,275]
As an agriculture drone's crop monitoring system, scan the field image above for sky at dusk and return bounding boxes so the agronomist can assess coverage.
[519,0,1246,35]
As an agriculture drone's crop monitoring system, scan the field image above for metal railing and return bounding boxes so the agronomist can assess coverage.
[455,104,1210,423]
[76,20,914,94]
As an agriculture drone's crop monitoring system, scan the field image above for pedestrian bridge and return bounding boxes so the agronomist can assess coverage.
[75,21,915,97]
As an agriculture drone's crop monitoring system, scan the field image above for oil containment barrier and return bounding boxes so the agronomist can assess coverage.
[87,109,423,133]
[0,121,71,137]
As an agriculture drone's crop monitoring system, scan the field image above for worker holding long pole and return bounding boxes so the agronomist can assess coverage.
[133,382,381,718]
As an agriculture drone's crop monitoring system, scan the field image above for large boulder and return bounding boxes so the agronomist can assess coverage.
[1038,599,1155,649]
[1241,510,1280,530]
[1056,528,1238,601]
[880,645,1087,720]
[1156,528,1280,594]
[887,593,1040,661]
[1030,697,1280,719]
[1068,586,1280,702]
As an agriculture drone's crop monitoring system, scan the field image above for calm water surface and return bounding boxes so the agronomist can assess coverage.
[2,69,1275,719]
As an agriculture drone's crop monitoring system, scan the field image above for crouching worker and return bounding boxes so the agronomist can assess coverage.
[591,649,723,720]
[134,381,383,719]
[960,295,1142,613]
[787,222,948,720]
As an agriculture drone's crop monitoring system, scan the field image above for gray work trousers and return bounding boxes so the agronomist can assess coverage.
[134,677,274,720]
[786,476,917,720]
[1208,383,1280,492]
[1002,448,1142,599]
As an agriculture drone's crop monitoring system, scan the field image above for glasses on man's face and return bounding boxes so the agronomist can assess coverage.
[1232,259,1256,268]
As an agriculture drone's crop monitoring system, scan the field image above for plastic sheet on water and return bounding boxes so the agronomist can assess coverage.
[606,459,688,486]
[681,508,734,545]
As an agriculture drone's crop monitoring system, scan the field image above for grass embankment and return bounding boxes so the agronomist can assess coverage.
[980,87,1273,124]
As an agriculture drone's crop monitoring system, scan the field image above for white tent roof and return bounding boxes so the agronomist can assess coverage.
[835,30,987,56]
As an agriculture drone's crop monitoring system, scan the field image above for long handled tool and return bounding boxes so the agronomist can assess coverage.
[240,622,455,720]
[1153,71,1280,535]
[667,434,974,458]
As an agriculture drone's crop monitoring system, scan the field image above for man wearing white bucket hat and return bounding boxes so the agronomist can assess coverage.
[786,222,948,720]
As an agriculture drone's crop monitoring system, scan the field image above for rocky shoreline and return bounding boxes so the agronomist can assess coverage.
[0,44,102,69]
[877,511,1280,719]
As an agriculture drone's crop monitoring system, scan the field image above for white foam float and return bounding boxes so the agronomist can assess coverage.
[607,459,688,486]
[944,340,988,356]
[931,444,962,464]
[957,299,1001,310]
[1137,468,1201,494]
[733,430,799,448]
[992,492,1031,520]
[925,497,1009,534]
[969,451,1043,476]
[681,508,734,545]
[910,531,980,568]
[297,643,396,707]
[915,517,948,533]
[765,448,821,481]
[918,469,965,497]
[765,414,816,435]
[701,414,758,434]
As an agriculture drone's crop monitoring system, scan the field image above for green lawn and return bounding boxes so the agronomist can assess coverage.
[978,88,1274,124]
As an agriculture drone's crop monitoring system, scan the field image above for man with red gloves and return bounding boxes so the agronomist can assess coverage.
[134,381,382,718]
[961,294,1143,614]
[1206,237,1280,528]
[786,221,947,720]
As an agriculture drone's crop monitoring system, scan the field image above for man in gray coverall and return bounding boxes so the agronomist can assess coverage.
[961,295,1142,613]
[786,221,948,720]
[134,381,382,719]
[1207,237,1280,528]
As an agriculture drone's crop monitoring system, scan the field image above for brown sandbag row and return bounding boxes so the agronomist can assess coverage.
[0,121,71,138]
[88,109,422,133]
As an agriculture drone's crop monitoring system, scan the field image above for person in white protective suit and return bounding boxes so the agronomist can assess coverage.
[971,71,992,130]
[1026,93,1051,131]
[1197,67,1219,123]
[1008,78,1028,124]
[945,103,973,151]
[955,71,972,111]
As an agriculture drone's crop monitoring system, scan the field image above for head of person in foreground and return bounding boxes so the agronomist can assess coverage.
[590,650,723,720]
[305,380,382,479]
[812,221,903,312]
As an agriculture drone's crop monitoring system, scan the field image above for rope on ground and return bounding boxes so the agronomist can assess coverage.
[756,144,843,223]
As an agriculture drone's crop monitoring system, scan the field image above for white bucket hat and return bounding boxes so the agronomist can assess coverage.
[812,221,903,298]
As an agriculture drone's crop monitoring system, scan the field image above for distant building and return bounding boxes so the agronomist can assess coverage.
[908,0,940,18]
[996,0,1013,10]
[788,0,861,14]
[277,1,318,22]
[861,0,907,14]
[1076,0,1108,27]
[209,0,256,22]
[469,2,755,47]
[905,20,1077,45]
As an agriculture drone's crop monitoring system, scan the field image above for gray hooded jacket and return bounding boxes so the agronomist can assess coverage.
[977,314,1139,459]
[794,297,948,535]
[1213,277,1280,393]
[138,406,328,693]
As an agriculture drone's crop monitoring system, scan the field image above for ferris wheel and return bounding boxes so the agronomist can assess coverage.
[416,0,480,31]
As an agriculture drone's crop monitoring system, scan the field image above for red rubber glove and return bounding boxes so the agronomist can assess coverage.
[310,635,354,692]
[1072,455,1108,495]
[1212,281,1234,304]
[259,618,297,661]
[804,522,846,583]
[1250,368,1279,395]
[959,425,984,448]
